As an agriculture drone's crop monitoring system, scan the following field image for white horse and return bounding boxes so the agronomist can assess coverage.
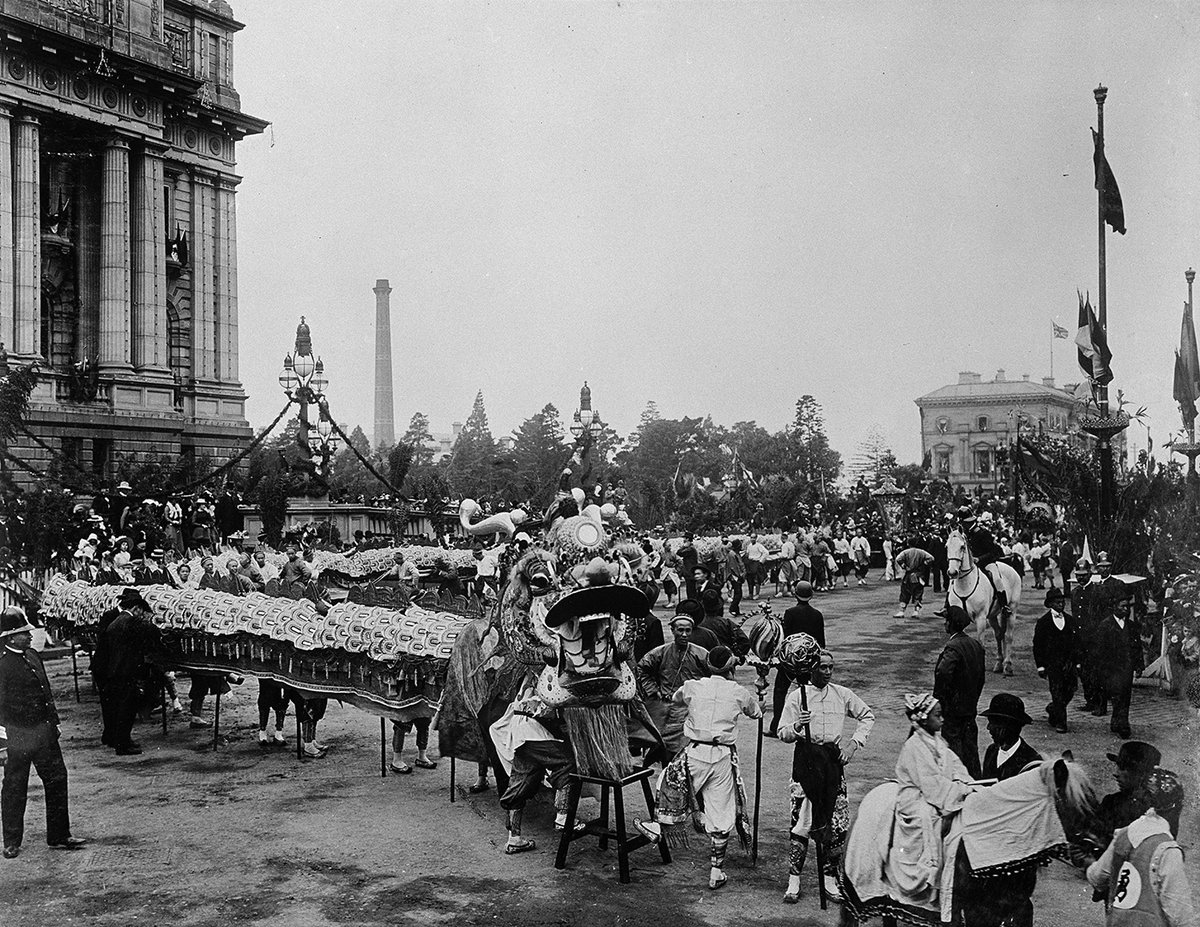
[944,529,1022,675]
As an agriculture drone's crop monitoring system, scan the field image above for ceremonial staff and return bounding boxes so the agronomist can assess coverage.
[752,665,768,866]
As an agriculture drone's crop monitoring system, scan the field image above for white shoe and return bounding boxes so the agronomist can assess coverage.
[823,875,843,901]
[272,730,286,745]
[258,730,269,744]
[311,740,328,752]
[302,742,326,758]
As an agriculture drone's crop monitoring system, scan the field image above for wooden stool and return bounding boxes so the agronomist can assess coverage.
[554,766,671,883]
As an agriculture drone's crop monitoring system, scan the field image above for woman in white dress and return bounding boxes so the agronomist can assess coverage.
[887,693,977,905]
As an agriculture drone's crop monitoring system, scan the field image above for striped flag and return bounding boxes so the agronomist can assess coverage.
[1052,321,1070,339]
[1075,291,1113,385]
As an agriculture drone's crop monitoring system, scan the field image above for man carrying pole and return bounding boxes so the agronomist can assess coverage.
[778,637,874,906]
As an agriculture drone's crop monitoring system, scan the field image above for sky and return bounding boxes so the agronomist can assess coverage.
[231,1,1200,467]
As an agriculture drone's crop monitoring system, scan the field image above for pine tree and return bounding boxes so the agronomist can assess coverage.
[446,391,498,497]
[401,412,436,468]
[848,425,896,486]
[511,403,569,508]
[790,395,841,492]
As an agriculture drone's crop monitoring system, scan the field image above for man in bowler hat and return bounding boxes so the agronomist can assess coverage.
[980,693,1042,781]
[1097,741,1161,841]
[0,607,86,858]
[1033,587,1078,733]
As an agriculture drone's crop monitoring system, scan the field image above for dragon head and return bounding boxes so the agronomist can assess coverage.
[534,557,647,708]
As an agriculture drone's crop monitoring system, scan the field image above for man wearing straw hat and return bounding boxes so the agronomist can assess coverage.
[0,606,86,858]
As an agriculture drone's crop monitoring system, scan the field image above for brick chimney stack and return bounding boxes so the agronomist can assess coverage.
[373,279,395,448]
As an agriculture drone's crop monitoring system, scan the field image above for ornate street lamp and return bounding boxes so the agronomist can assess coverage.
[570,381,603,442]
[279,317,335,474]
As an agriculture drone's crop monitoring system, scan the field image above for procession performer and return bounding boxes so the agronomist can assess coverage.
[933,606,985,778]
[1087,768,1197,927]
[887,693,976,908]
[768,581,824,738]
[1033,587,1079,733]
[636,613,710,760]
[635,646,761,891]
[376,550,421,600]
[493,679,575,855]
[893,540,934,619]
[778,645,874,903]
[0,607,86,858]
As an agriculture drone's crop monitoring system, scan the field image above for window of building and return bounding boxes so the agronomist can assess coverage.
[977,415,989,431]
[62,437,83,473]
[974,448,992,477]
[92,438,111,480]
[209,32,221,84]
[936,449,951,474]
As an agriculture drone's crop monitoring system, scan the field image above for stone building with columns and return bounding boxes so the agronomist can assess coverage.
[915,369,1125,495]
[0,0,266,486]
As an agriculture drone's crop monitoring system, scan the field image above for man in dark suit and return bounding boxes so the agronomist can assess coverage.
[1096,740,1160,841]
[0,607,86,858]
[980,693,1042,781]
[767,580,825,737]
[92,588,163,755]
[933,606,985,778]
[1032,587,1078,733]
[1090,580,1142,739]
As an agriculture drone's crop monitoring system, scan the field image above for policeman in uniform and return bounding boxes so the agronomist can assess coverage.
[0,607,86,858]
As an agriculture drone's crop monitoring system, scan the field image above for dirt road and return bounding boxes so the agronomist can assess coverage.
[2,579,1196,926]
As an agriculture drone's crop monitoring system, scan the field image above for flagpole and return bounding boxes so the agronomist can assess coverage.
[1049,323,1055,382]
[1094,85,1116,526]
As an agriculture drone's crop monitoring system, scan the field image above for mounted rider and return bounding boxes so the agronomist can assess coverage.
[937,505,1009,618]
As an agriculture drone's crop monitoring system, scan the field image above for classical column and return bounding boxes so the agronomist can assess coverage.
[190,170,215,380]
[214,174,239,383]
[0,106,14,352]
[12,113,41,357]
[99,137,133,371]
[132,144,168,371]
[74,157,100,361]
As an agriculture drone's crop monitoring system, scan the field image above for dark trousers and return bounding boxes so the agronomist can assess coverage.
[1095,679,1133,734]
[1046,670,1077,727]
[499,740,574,811]
[684,575,698,602]
[392,717,430,752]
[942,715,980,779]
[2,722,71,848]
[729,579,743,615]
[100,681,141,749]
[770,666,796,734]
[1080,647,1103,708]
